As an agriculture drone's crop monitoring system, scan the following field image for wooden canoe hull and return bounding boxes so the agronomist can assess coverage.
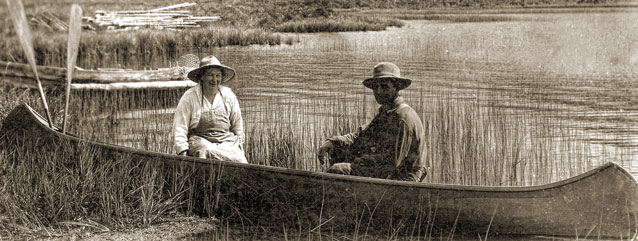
[0,60,196,89]
[2,104,637,238]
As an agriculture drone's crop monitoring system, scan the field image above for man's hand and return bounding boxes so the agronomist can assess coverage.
[317,141,334,164]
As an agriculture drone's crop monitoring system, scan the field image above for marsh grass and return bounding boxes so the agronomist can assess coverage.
[0,0,400,66]
[0,26,290,68]
[345,6,637,17]
[274,16,404,33]
[0,79,598,179]
[0,123,225,236]
[0,72,617,238]
[343,6,637,24]
[343,9,530,22]
[396,14,527,22]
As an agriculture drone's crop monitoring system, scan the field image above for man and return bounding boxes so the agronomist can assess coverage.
[317,62,427,182]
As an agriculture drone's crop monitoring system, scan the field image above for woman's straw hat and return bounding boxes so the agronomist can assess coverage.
[362,62,411,90]
[187,56,236,83]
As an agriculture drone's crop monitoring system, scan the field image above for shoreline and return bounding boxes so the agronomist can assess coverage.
[1,215,219,240]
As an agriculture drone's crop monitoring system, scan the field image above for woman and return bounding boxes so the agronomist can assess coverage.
[173,55,247,163]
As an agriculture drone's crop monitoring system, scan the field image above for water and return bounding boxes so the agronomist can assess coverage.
[87,10,638,184]
[229,11,637,176]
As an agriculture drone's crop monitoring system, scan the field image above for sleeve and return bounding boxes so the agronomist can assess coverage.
[228,91,245,146]
[173,94,192,154]
[395,120,427,182]
[327,128,361,149]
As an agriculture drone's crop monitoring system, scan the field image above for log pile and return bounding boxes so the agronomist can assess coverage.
[31,11,70,31]
[85,2,220,31]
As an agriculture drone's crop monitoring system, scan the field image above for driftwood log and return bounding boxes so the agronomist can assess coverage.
[0,60,189,83]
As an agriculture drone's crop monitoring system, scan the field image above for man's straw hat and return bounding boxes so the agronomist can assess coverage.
[362,62,411,90]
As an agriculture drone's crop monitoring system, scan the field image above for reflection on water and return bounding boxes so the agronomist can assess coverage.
[84,10,638,184]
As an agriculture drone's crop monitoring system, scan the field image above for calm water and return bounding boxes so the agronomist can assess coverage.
[89,10,638,184]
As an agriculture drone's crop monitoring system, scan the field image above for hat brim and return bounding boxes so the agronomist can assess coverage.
[363,77,412,90]
[187,65,236,83]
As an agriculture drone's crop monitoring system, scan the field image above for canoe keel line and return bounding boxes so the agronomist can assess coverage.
[1,104,637,239]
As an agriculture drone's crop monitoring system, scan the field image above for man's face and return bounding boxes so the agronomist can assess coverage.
[201,67,223,94]
[372,79,399,105]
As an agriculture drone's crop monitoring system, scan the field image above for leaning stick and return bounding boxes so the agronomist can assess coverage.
[63,4,82,134]
[6,0,53,128]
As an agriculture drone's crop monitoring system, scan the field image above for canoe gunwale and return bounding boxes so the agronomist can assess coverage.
[17,103,638,193]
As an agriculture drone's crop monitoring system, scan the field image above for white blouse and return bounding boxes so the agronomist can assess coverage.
[173,84,244,154]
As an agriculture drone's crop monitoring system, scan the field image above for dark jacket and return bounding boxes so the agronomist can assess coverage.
[329,96,427,181]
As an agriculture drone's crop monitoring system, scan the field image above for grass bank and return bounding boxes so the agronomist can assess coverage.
[0,25,291,69]
[274,16,404,33]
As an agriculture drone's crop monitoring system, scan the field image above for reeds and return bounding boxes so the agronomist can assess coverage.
[0,115,225,235]
[0,76,600,185]
[0,26,291,68]
[395,14,526,22]
[0,79,627,238]
[274,16,404,33]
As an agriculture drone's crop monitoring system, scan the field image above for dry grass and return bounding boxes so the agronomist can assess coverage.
[274,16,404,33]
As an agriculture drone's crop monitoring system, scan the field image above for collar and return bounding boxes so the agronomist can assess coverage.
[378,96,406,113]
[196,83,225,106]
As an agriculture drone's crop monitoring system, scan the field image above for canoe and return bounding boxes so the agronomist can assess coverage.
[0,60,196,90]
[2,103,637,239]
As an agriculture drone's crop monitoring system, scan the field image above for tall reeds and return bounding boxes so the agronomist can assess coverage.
[0,26,291,68]
[0,66,630,236]
[0,109,225,234]
[0,77,602,187]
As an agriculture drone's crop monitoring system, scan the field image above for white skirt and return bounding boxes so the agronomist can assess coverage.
[187,135,248,163]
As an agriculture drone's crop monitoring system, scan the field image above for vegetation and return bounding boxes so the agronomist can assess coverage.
[1,0,629,66]
[274,16,405,33]
[199,0,627,26]
[0,0,382,66]
[1,25,288,68]
[0,79,601,238]
[0,0,634,239]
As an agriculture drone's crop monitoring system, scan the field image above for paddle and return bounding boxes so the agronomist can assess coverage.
[6,0,53,128]
[63,4,82,134]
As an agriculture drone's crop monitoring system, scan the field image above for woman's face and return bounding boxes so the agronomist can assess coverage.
[201,67,223,94]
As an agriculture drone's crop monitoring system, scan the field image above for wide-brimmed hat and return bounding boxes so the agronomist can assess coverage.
[362,62,411,90]
[187,56,236,83]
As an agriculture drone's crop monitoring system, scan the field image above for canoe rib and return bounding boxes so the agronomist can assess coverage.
[2,103,637,238]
